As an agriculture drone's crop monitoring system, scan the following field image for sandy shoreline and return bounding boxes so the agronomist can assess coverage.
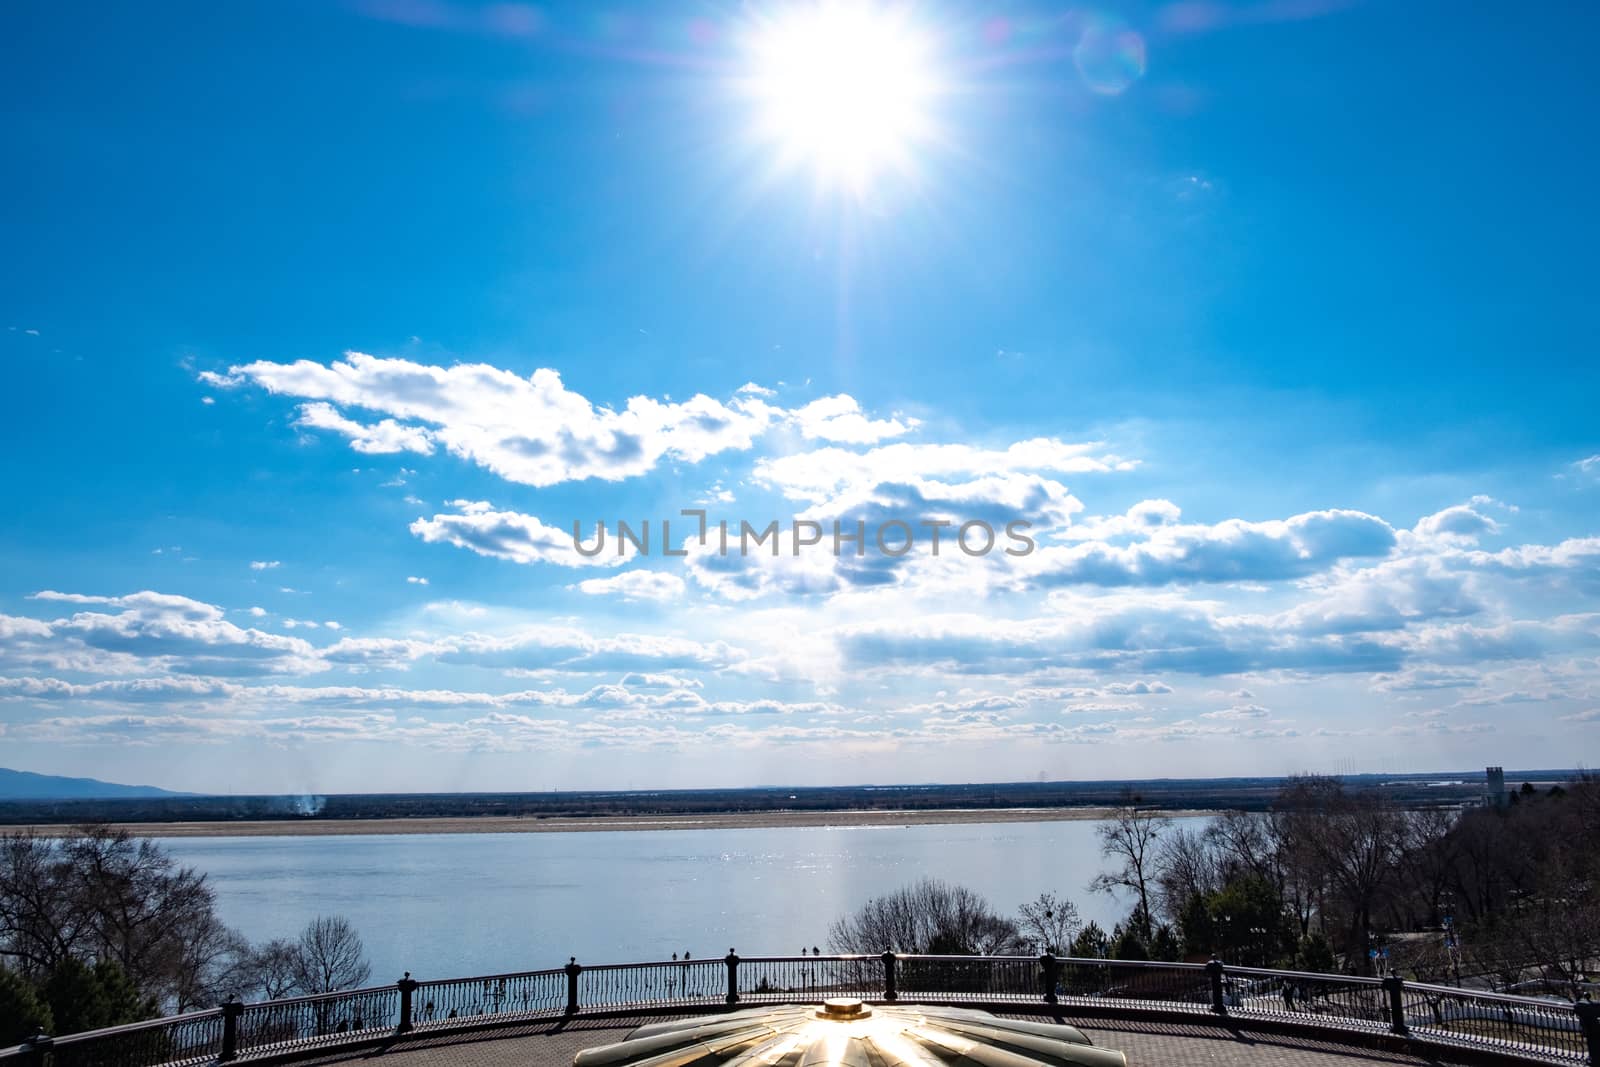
[13,806,1212,838]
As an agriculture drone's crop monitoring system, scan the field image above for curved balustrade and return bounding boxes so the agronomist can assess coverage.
[3,954,1596,1067]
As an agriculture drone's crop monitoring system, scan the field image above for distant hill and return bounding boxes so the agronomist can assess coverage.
[0,767,186,800]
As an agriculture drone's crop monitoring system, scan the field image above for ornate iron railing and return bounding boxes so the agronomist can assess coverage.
[3,954,1597,1067]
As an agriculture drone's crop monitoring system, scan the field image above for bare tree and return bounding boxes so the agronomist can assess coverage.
[1275,778,1404,970]
[829,879,1024,955]
[245,939,301,1000]
[0,826,239,1011]
[1397,808,1460,929]
[290,916,371,994]
[0,832,79,978]
[1153,824,1219,924]
[1016,893,1081,954]
[169,909,251,1012]
[1089,799,1170,937]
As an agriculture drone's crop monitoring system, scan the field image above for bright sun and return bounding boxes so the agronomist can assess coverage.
[744,3,940,191]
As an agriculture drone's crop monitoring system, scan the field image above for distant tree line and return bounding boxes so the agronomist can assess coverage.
[0,826,371,1045]
[829,774,1599,994]
[0,774,1504,829]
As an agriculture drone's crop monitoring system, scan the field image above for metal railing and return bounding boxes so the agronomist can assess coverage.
[4,954,1598,1067]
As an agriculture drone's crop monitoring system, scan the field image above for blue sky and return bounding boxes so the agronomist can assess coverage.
[2,0,1596,793]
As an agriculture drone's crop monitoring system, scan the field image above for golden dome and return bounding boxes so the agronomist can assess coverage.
[574,1002,1127,1067]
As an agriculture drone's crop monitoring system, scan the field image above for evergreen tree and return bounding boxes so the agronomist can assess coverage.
[1068,921,1109,959]
[1148,924,1184,962]
[1109,923,1149,961]
[40,958,153,1035]
[0,966,53,1046]
[1296,932,1336,973]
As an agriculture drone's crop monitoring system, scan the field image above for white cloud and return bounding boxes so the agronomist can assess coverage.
[1277,557,1484,635]
[295,401,436,455]
[0,675,238,703]
[406,576,429,585]
[1413,502,1500,544]
[20,590,326,676]
[249,560,281,571]
[1102,680,1174,695]
[1024,508,1397,587]
[201,354,902,487]
[756,438,1135,503]
[434,628,744,674]
[1201,704,1271,721]
[618,672,703,690]
[790,395,917,444]
[576,570,687,602]
[410,507,629,568]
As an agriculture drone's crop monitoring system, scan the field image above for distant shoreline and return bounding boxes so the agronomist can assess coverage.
[14,806,1214,838]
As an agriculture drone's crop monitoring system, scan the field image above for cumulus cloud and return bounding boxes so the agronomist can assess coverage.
[203,353,911,487]
[1025,509,1397,587]
[0,675,238,702]
[20,590,325,676]
[756,438,1134,503]
[576,570,687,602]
[837,599,1405,678]
[1278,557,1484,635]
[249,560,281,571]
[1102,680,1174,695]
[618,672,702,690]
[434,628,743,674]
[678,468,1086,601]
[1201,704,1271,721]
[295,402,436,455]
[1413,501,1500,544]
[1458,537,1600,590]
[410,507,627,568]
[789,395,917,444]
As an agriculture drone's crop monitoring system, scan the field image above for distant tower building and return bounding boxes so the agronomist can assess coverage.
[1485,766,1506,809]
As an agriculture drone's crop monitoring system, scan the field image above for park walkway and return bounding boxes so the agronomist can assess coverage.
[280,1011,1498,1067]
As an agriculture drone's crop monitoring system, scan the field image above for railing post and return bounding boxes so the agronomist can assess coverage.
[219,998,243,1062]
[725,949,740,1004]
[1206,958,1226,1015]
[1575,996,1600,1067]
[1383,970,1408,1036]
[565,957,582,1016]
[1039,954,1059,1006]
[881,951,898,1003]
[396,972,418,1033]
[21,1034,52,1067]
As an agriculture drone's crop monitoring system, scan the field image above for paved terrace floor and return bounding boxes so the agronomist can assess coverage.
[280,1012,1502,1067]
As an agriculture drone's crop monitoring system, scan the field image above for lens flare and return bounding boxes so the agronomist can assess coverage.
[1072,16,1146,95]
[742,2,942,192]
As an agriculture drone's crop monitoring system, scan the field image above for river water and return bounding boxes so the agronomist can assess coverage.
[162,819,1161,985]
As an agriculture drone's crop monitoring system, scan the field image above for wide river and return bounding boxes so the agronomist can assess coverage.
[162,819,1159,985]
